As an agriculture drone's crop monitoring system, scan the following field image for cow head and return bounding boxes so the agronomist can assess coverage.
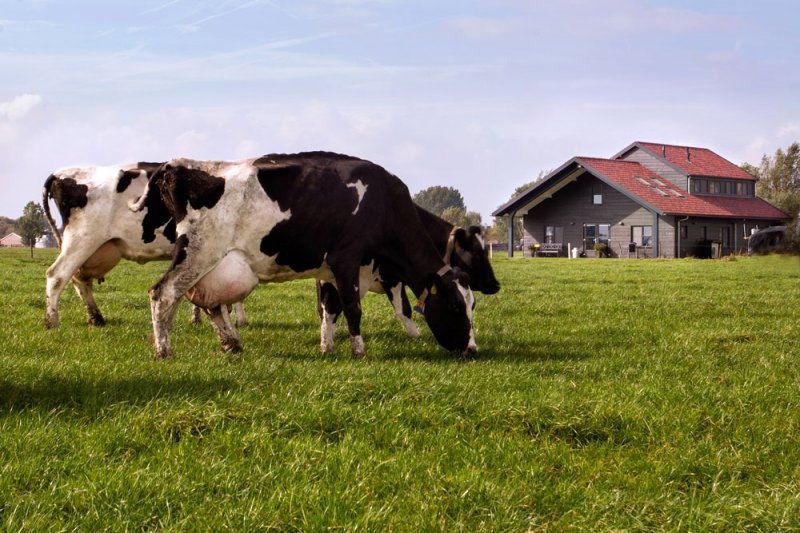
[421,267,477,355]
[447,226,500,295]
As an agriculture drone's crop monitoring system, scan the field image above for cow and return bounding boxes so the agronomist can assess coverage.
[130,152,479,359]
[42,164,246,329]
[748,226,787,255]
[315,206,499,351]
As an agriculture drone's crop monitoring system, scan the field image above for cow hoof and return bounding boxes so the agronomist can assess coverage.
[321,343,335,355]
[350,335,365,358]
[44,316,59,329]
[236,319,249,328]
[404,322,421,338]
[222,339,242,353]
[189,315,202,325]
[154,348,173,359]
[88,314,106,327]
[462,345,478,357]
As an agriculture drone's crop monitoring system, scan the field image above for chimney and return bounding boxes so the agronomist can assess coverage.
[662,145,666,158]
[686,147,691,161]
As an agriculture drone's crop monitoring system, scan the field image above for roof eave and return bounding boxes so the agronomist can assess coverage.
[492,157,583,216]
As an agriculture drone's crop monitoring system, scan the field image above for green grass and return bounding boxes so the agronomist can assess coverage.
[1,248,799,530]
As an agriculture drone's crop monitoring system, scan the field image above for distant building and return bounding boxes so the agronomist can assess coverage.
[36,232,58,248]
[0,232,24,247]
[493,141,790,258]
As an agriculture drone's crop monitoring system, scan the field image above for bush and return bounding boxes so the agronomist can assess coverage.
[594,243,611,258]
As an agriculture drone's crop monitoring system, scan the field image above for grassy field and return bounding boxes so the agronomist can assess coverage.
[1,248,799,530]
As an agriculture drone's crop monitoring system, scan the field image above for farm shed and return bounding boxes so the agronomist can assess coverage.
[0,232,23,247]
[493,142,790,258]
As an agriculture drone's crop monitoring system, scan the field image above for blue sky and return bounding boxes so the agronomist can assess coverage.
[1,0,798,220]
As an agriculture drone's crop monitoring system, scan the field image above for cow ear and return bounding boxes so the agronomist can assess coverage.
[454,227,469,248]
[468,225,482,236]
[425,272,447,294]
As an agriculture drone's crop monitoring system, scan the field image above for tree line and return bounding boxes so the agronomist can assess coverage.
[1,201,49,257]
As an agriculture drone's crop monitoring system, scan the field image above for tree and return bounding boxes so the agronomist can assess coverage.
[17,201,47,258]
[413,186,466,216]
[465,211,482,228]
[0,216,17,238]
[743,141,800,251]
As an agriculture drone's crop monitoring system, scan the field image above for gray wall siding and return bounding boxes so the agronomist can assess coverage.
[676,218,780,257]
[522,173,656,257]
[620,147,688,191]
[658,215,676,258]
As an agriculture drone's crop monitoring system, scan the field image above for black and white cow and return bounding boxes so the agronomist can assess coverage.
[316,206,499,351]
[130,152,478,358]
[42,163,246,329]
[748,226,787,255]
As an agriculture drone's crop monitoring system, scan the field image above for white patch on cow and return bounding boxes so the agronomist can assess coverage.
[45,164,177,328]
[390,283,420,337]
[350,334,365,357]
[321,309,336,354]
[455,280,477,352]
[347,180,368,215]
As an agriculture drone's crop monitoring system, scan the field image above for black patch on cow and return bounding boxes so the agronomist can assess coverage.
[157,166,226,224]
[171,234,190,268]
[162,219,177,243]
[48,177,89,228]
[256,157,374,272]
[318,281,343,322]
[140,183,173,244]
[116,170,141,193]
[140,164,222,244]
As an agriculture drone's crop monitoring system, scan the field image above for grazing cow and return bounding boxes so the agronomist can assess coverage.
[748,226,787,255]
[316,206,499,348]
[42,164,246,329]
[130,152,478,358]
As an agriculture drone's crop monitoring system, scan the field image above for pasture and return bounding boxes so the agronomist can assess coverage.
[1,248,799,530]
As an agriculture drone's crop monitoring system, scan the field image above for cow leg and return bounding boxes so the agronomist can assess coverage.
[232,301,248,327]
[72,278,105,326]
[149,252,221,359]
[204,305,242,353]
[330,269,365,358]
[386,282,419,338]
[189,304,203,325]
[44,241,104,328]
[318,281,342,354]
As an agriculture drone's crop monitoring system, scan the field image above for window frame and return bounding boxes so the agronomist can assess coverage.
[630,225,653,247]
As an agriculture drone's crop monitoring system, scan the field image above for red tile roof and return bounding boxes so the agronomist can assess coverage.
[578,157,788,220]
[637,142,756,180]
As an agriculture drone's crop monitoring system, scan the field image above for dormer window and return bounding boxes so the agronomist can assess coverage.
[691,178,754,197]
[592,182,603,204]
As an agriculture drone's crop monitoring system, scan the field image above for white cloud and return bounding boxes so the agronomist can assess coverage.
[0,94,42,121]
[777,124,800,138]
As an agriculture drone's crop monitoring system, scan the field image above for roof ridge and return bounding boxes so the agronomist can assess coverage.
[636,141,712,151]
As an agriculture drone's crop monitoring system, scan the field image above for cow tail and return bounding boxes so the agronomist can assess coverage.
[42,175,63,248]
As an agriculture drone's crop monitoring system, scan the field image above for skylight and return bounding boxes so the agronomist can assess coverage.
[670,189,685,198]
[652,178,667,187]
[653,188,669,197]
[636,177,651,186]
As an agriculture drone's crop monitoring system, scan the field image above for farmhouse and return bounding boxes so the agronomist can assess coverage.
[0,232,23,247]
[493,142,790,258]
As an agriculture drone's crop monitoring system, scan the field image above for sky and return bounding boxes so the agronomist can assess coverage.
[1,0,799,220]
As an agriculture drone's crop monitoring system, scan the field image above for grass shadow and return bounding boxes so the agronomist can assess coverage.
[0,375,235,414]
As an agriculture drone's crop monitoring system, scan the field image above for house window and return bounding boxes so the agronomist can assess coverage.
[680,225,688,239]
[631,226,653,247]
[592,183,603,205]
[544,226,563,244]
[583,223,609,249]
[701,226,708,240]
[709,181,721,194]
